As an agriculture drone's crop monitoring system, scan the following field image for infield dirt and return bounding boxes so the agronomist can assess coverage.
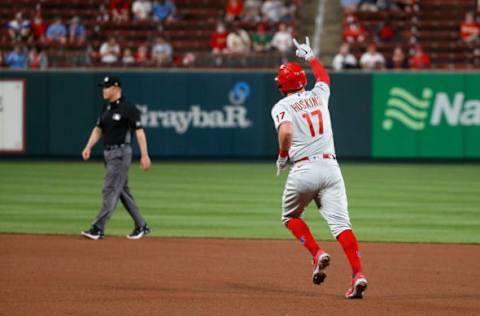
[1,234,478,315]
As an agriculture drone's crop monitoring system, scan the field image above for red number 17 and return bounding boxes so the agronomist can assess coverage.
[302,110,324,137]
[276,111,285,123]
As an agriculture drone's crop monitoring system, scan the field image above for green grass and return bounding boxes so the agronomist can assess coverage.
[0,161,479,243]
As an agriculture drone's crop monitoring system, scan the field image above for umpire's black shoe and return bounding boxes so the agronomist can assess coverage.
[127,224,150,240]
[81,226,104,240]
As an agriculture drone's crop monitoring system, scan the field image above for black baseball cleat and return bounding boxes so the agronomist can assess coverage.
[127,224,150,240]
[81,226,104,240]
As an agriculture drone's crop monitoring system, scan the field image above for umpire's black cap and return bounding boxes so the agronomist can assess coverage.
[98,76,121,88]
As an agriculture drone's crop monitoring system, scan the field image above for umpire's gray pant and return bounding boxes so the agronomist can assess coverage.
[92,145,146,231]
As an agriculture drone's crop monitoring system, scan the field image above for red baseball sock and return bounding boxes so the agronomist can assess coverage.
[286,218,321,257]
[337,229,362,276]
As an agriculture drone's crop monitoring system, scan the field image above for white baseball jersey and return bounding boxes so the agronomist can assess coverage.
[271,81,335,162]
[272,81,352,238]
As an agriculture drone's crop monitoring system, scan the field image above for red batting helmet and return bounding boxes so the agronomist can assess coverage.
[275,62,307,94]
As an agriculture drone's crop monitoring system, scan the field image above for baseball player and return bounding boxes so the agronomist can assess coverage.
[271,37,368,299]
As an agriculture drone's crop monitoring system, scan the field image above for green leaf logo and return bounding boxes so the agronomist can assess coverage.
[383,87,433,130]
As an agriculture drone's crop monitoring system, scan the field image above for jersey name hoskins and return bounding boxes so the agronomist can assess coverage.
[137,105,252,134]
[290,96,321,112]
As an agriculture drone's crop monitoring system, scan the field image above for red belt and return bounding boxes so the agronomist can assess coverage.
[294,154,336,163]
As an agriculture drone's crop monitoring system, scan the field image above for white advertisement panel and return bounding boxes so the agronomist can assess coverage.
[0,80,25,153]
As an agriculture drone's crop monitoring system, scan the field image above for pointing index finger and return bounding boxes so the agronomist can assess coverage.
[305,36,310,47]
[292,38,300,48]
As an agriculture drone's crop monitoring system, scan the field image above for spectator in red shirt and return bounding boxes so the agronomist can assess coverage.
[409,45,431,69]
[110,0,131,22]
[460,11,479,43]
[28,46,48,69]
[225,0,244,22]
[31,13,47,42]
[135,43,149,64]
[376,21,398,43]
[343,17,367,43]
[210,23,228,54]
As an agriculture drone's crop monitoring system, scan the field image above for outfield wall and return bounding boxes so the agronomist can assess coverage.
[0,70,478,159]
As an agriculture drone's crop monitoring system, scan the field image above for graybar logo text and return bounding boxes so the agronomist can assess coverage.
[137,82,252,134]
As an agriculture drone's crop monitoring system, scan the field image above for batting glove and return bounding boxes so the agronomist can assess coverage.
[293,37,315,61]
[276,155,289,176]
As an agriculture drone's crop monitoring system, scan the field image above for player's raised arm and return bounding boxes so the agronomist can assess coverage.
[293,37,330,86]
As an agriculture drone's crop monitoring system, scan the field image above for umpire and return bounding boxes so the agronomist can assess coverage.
[81,76,151,240]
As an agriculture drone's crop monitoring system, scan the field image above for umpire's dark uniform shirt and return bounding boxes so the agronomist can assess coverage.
[92,96,147,231]
[96,97,143,147]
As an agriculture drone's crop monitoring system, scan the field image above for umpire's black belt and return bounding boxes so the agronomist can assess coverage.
[105,143,130,151]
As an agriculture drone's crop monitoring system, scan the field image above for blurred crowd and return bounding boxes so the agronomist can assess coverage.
[1,0,301,69]
[333,0,480,70]
[332,42,430,71]
[1,0,180,68]
[6,0,476,70]
[1,11,86,69]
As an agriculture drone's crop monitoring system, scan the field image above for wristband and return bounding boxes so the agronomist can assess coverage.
[279,150,289,158]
